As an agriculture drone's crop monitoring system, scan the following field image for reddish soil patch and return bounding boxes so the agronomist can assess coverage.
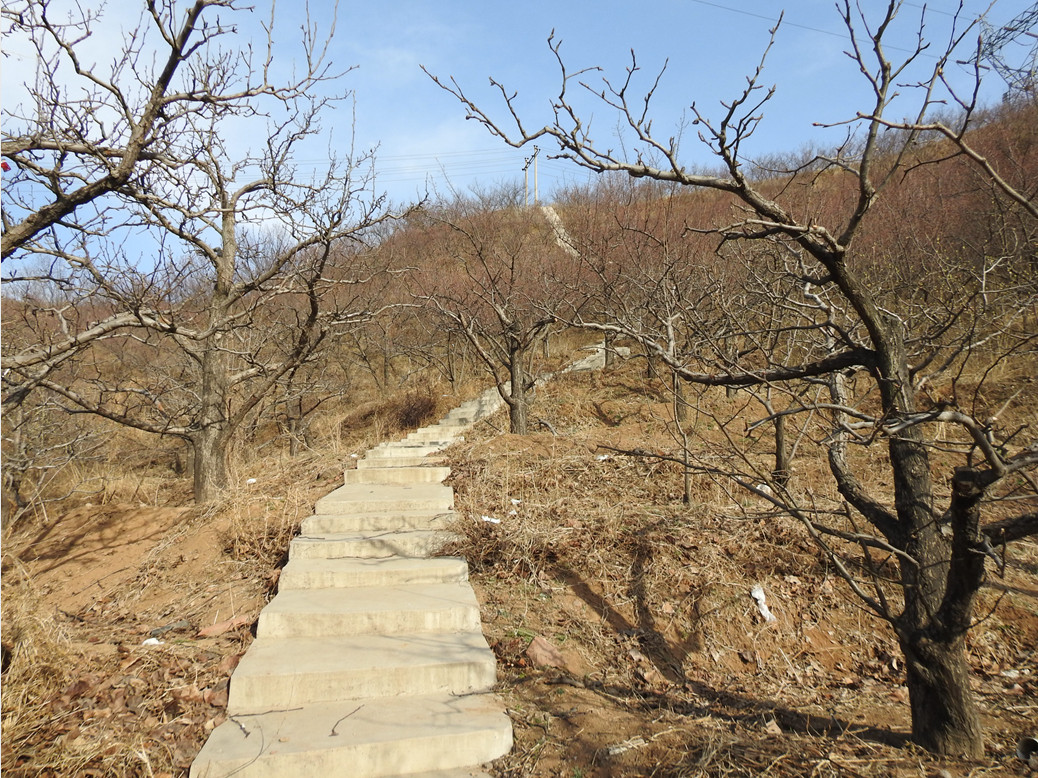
[2,369,1036,777]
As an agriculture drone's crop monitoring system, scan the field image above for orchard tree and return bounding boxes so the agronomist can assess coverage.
[552,176,689,370]
[412,187,571,434]
[554,184,801,497]
[428,1,1038,757]
[2,0,401,502]
[0,385,109,528]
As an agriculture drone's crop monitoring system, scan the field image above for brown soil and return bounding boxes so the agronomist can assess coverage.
[2,366,1036,777]
[442,367,1038,778]
[0,453,346,777]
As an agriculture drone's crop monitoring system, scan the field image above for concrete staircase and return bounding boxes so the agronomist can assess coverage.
[190,388,512,778]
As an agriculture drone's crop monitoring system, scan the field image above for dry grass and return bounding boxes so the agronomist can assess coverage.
[1,356,1035,777]
[440,361,1038,778]
[0,572,79,774]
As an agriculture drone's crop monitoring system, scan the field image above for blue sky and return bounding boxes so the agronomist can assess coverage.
[325,0,1035,204]
[3,0,1034,210]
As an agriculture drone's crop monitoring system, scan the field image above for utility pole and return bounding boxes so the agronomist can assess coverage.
[523,146,540,207]
[523,155,531,207]
[533,146,540,205]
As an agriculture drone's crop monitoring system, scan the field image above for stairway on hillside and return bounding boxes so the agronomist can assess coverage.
[190,388,512,778]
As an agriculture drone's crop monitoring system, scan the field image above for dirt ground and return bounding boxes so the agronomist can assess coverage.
[2,367,1036,777]
[1,500,265,777]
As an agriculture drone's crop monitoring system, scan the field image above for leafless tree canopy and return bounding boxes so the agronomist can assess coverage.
[2,0,405,503]
[426,0,1038,758]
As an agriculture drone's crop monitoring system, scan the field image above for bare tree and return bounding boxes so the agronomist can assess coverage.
[412,188,570,434]
[2,0,402,502]
[427,2,1038,756]
[1,0,228,259]
[1,391,109,528]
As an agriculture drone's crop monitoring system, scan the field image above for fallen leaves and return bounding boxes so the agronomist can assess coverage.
[4,637,240,777]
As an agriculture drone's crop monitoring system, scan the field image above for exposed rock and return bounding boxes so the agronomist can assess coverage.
[525,635,566,669]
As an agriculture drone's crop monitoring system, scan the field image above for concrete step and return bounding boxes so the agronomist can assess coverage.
[190,692,512,778]
[403,428,463,443]
[278,557,469,590]
[428,418,471,429]
[438,414,474,425]
[228,632,497,711]
[357,454,444,469]
[399,438,457,450]
[289,530,458,560]
[366,442,446,457]
[315,483,453,515]
[345,466,451,485]
[301,509,453,534]
[256,583,482,638]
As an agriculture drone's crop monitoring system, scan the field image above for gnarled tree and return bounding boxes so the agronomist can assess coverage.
[2,0,400,503]
[429,1,1038,756]
[412,187,573,434]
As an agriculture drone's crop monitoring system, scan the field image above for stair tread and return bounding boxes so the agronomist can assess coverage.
[234,632,494,678]
[318,482,453,499]
[278,557,468,589]
[288,530,460,561]
[228,633,497,711]
[294,529,453,541]
[191,692,511,777]
[261,582,480,618]
[315,482,453,515]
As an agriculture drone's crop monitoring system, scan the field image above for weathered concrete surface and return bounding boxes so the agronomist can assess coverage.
[191,388,512,778]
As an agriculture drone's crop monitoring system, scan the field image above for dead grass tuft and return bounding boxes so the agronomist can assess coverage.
[388,390,440,430]
[440,359,1038,778]
[0,569,77,774]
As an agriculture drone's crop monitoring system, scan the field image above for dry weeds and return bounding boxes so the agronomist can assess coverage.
[1,362,1035,777]
[442,362,1038,778]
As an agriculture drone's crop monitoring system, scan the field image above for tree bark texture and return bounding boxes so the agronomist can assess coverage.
[899,631,984,757]
[508,350,530,435]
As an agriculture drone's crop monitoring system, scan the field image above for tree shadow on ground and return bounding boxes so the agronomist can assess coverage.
[550,521,702,686]
[548,547,914,752]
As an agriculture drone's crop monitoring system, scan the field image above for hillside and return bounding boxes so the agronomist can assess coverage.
[6,3,1038,772]
[2,357,1035,777]
[441,362,1038,777]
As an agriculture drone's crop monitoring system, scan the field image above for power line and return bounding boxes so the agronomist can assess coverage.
[684,0,994,57]
[686,0,844,41]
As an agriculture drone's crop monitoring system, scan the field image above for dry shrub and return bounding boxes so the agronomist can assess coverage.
[218,448,351,567]
[337,387,442,444]
[219,489,306,569]
[0,569,77,774]
[387,390,439,430]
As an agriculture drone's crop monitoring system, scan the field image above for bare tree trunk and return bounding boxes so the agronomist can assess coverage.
[773,410,790,486]
[193,425,230,503]
[899,632,983,757]
[508,352,530,435]
[896,464,992,757]
[879,325,984,756]
[673,372,687,423]
[194,294,232,502]
[287,396,306,457]
[382,328,392,389]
